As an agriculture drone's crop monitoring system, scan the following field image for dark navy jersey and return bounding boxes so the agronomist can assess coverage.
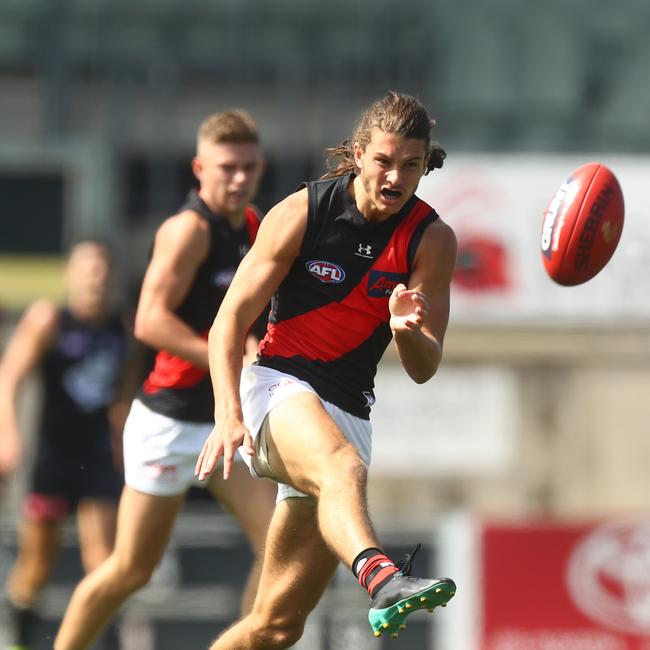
[139,190,263,422]
[257,173,439,419]
[39,308,128,452]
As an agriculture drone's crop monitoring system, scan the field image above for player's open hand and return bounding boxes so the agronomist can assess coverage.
[195,416,255,481]
[389,283,428,334]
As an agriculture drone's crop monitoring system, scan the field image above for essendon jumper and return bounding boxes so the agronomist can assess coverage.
[139,191,262,422]
[257,173,439,419]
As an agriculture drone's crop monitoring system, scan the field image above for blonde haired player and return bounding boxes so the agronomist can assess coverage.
[54,110,276,650]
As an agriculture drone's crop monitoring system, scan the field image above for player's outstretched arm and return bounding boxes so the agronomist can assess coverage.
[195,189,308,481]
[0,300,58,474]
[391,218,457,383]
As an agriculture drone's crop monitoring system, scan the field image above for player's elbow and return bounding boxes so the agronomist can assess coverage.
[133,318,147,343]
[133,311,156,346]
[400,338,442,384]
[409,365,437,384]
[407,348,442,384]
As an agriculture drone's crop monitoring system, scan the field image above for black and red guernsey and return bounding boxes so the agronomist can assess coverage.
[139,190,262,422]
[257,172,439,420]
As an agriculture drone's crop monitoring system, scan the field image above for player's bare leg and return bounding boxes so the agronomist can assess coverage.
[54,487,185,650]
[73,499,121,650]
[208,461,276,613]
[5,518,60,644]
[210,497,338,649]
[260,392,456,640]
[76,499,117,572]
[7,518,60,607]
[262,391,380,564]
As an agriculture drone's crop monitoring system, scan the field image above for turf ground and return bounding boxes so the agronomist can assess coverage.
[0,255,66,310]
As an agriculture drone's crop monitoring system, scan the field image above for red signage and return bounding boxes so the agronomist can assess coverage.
[481,520,650,649]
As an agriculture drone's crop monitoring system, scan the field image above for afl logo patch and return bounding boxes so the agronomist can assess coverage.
[306,260,346,284]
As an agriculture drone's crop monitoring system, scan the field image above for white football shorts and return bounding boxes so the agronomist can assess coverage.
[239,365,372,502]
[124,398,229,497]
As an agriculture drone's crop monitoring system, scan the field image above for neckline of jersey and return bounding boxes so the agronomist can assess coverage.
[335,173,418,231]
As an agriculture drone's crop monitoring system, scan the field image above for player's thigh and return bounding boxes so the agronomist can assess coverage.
[252,497,338,628]
[265,391,361,491]
[76,498,118,572]
[111,486,185,574]
[207,463,276,555]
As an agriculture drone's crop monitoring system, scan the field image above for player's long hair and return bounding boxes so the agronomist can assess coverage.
[322,91,446,179]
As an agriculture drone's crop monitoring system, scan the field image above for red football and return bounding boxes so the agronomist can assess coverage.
[540,162,624,286]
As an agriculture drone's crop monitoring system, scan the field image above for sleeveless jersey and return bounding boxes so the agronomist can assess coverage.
[257,173,439,419]
[139,190,262,422]
[39,308,128,452]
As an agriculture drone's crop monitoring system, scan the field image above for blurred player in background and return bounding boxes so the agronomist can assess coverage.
[0,240,132,650]
[195,91,458,647]
[54,109,277,650]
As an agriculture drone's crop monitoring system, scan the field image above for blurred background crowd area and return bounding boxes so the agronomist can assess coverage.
[1,2,650,648]
[2,0,650,265]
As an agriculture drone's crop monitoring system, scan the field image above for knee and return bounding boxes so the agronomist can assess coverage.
[8,558,53,604]
[299,442,367,498]
[250,618,305,649]
[119,563,155,593]
[107,556,156,594]
[326,444,367,486]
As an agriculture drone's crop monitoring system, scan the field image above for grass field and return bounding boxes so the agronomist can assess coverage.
[0,254,66,311]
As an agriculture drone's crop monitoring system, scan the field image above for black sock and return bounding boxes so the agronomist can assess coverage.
[352,547,384,578]
[6,599,37,646]
[352,547,398,598]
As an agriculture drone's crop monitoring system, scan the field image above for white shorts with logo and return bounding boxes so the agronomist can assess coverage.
[239,365,372,502]
[124,399,218,497]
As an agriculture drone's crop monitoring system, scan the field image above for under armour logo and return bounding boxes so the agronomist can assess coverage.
[355,243,373,258]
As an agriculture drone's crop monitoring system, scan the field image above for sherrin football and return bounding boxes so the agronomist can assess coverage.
[540,162,624,286]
